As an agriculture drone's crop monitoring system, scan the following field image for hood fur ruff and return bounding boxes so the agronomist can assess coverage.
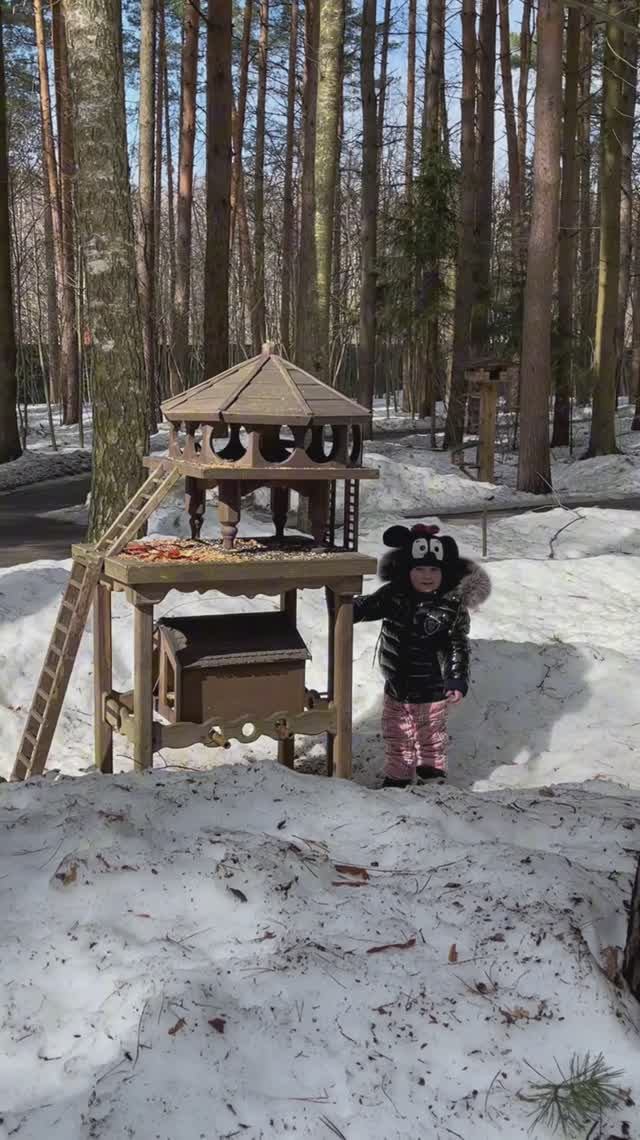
[378,551,491,611]
[456,559,492,610]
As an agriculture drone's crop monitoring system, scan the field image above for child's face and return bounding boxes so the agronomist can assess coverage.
[410,565,442,593]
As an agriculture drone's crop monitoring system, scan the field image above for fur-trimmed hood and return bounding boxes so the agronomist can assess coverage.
[455,559,492,611]
[378,551,491,611]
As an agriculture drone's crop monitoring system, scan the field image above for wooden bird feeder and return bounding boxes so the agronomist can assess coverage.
[453,358,519,484]
[37,347,379,782]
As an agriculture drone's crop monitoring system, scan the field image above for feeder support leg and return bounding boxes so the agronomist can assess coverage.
[278,588,297,768]
[133,600,154,771]
[332,590,353,779]
[94,582,113,772]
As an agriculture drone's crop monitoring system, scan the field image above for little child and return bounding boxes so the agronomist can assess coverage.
[354,523,490,788]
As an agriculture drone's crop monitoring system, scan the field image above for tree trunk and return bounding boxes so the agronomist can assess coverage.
[551,6,580,448]
[172,0,199,393]
[162,7,176,361]
[471,0,496,356]
[42,165,60,408]
[401,0,417,414]
[444,0,476,450]
[294,0,319,370]
[204,0,232,378]
[280,0,298,358]
[231,0,259,356]
[0,1,20,464]
[623,854,640,1002]
[420,0,445,421]
[588,0,624,457]
[51,0,80,424]
[34,0,63,406]
[497,0,522,298]
[254,0,268,350]
[230,0,252,246]
[65,0,148,537]
[313,0,345,380]
[631,206,640,427]
[578,15,594,379]
[376,0,392,169]
[358,0,377,410]
[515,0,531,269]
[405,0,416,192]
[137,0,156,418]
[614,11,639,402]
[517,0,563,494]
[517,0,533,183]
[154,6,163,387]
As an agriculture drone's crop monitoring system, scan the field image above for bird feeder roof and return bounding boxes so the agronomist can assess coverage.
[161,349,372,427]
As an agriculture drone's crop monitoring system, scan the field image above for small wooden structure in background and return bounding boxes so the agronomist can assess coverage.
[451,359,519,484]
[13,348,378,783]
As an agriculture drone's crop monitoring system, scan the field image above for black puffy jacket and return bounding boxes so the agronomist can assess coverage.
[353,560,490,704]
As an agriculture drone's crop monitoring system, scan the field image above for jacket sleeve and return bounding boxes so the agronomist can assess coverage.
[353,584,392,624]
[442,604,470,695]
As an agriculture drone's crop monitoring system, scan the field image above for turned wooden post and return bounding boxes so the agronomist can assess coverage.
[332,590,353,779]
[271,487,289,540]
[185,477,206,540]
[278,588,297,769]
[218,482,241,549]
[133,600,154,771]
[93,582,113,772]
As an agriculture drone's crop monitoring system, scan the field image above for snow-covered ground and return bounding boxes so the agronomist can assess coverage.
[2,412,640,1138]
[1,768,639,1140]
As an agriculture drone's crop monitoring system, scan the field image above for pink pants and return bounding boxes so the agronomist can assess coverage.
[382,693,448,781]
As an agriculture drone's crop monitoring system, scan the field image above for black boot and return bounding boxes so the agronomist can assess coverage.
[382,776,411,789]
[416,765,446,782]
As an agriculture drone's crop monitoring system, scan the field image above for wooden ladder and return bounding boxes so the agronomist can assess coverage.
[11,465,181,782]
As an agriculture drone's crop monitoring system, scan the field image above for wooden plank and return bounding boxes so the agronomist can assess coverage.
[133,602,155,771]
[97,551,374,588]
[155,706,335,751]
[142,456,378,482]
[94,583,113,773]
[332,592,354,780]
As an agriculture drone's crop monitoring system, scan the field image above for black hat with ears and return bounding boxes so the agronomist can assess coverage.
[382,523,460,569]
[378,523,463,589]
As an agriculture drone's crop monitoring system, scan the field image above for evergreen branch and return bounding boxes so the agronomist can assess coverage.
[521,1052,627,1136]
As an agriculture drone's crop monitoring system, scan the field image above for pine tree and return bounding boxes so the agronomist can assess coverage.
[517,0,563,493]
[204,0,232,378]
[0,0,20,464]
[588,0,625,456]
[551,7,580,448]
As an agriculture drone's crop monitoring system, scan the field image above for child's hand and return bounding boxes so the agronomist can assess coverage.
[445,690,463,705]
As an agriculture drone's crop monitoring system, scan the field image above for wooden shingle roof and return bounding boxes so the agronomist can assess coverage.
[161,351,371,426]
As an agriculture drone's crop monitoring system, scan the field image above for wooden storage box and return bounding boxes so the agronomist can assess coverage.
[157,611,310,725]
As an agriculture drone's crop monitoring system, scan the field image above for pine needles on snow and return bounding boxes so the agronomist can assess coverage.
[522,1052,627,1135]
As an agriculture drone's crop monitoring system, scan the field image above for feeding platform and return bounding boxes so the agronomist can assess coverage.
[13,348,378,784]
